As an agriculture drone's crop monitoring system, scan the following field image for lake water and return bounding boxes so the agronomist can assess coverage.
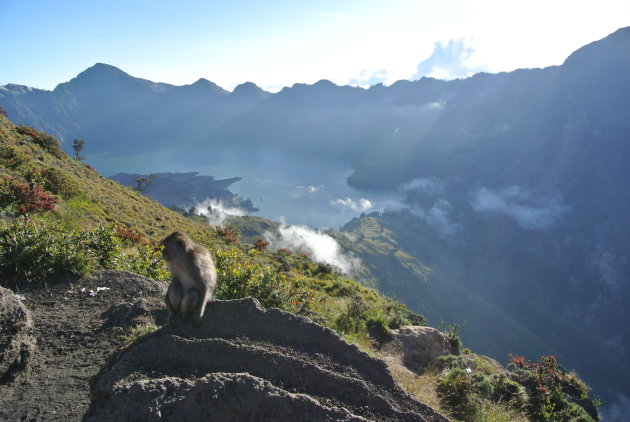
[89,148,402,229]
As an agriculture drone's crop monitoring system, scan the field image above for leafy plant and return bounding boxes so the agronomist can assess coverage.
[121,323,158,345]
[508,354,597,422]
[214,247,312,312]
[335,294,369,333]
[216,225,240,244]
[254,237,269,250]
[0,175,58,215]
[122,242,169,281]
[437,367,480,420]
[0,217,94,281]
[439,320,466,350]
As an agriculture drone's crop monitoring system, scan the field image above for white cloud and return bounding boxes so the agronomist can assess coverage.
[192,198,248,226]
[331,197,373,212]
[471,186,569,230]
[264,225,361,274]
[412,38,486,80]
[348,68,389,87]
[410,199,459,239]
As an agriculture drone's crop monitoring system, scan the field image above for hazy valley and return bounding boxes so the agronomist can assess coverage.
[2,26,629,419]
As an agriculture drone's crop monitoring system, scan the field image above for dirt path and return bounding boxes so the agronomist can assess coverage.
[0,271,167,421]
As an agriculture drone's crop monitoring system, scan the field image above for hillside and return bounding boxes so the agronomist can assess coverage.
[0,114,601,420]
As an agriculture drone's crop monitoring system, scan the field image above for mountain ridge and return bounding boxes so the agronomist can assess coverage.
[2,26,629,418]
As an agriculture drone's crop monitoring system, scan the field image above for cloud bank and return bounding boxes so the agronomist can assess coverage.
[399,177,444,195]
[265,225,360,274]
[410,199,459,239]
[331,198,373,212]
[471,186,569,230]
[348,68,389,87]
[192,198,248,226]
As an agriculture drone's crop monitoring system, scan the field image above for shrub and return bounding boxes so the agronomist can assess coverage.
[0,219,169,283]
[508,354,597,422]
[335,295,369,333]
[0,175,58,215]
[437,367,480,420]
[254,237,269,250]
[364,308,389,336]
[386,301,427,328]
[276,248,292,255]
[16,125,64,158]
[327,280,355,297]
[36,167,82,199]
[0,217,94,281]
[439,320,466,350]
[122,242,169,281]
[115,225,144,244]
[215,225,239,244]
[490,373,526,407]
[214,247,312,312]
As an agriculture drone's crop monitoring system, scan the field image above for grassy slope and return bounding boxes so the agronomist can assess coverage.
[0,113,419,347]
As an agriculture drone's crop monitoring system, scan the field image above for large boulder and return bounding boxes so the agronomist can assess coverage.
[86,298,449,422]
[391,326,458,373]
[0,286,35,384]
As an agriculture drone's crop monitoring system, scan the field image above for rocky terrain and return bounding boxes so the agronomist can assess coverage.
[0,270,448,421]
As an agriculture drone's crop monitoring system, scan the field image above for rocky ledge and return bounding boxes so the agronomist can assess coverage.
[0,271,448,421]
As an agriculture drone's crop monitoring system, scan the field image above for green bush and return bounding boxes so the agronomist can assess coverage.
[508,355,596,422]
[364,308,389,336]
[335,295,369,333]
[0,217,94,281]
[122,242,169,281]
[437,368,480,420]
[0,218,171,284]
[490,373,526,407]
[38,167,82,199]
[214,247,312,312]
[386,301,427,328]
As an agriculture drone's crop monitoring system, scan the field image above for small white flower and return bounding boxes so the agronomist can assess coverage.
[466,368,472,374]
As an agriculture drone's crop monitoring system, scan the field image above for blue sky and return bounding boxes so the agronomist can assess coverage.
[1,0,629,91]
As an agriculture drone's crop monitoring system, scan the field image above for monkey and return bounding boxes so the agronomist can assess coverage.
[161,231,217,326]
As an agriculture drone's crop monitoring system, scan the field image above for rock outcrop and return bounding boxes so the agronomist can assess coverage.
[391,326,459,373]
[0,286,35,384]
[86,298,449,422]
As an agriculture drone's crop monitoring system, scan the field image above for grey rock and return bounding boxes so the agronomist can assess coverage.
[86,298,449,422]
[391,326,458,373]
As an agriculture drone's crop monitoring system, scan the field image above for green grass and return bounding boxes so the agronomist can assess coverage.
[121,323,158,345]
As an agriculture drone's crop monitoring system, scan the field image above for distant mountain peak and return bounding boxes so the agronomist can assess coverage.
[232,82,269,99]
[77,63,129,79]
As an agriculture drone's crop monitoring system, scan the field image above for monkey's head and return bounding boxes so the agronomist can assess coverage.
[161,231,191,261]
